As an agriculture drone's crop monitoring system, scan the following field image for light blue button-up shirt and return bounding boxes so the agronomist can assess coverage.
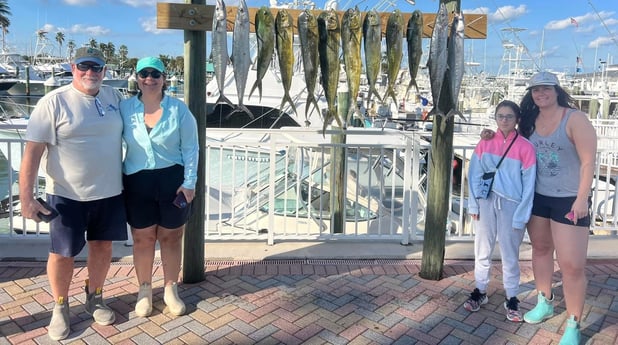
[120,94,199,189]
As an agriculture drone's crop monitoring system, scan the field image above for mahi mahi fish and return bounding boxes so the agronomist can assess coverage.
[447,12,466,120]
[427,3,449,117]
[211,0,233,107]
[341,6,362,124]
[298,10,320,126]
[317,9,342,133]
[249,6,275,102]
[230,0,254,119]
[384,9,404,105]
[275,9,297,117]
[406,10,423,97]
[362,10,382,104]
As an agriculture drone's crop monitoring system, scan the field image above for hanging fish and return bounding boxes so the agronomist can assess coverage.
[406,10,423,98]
[362,10,382,104]
[317,9,342,134]
[249,6,275,102]
[446,12,466,121]
[275,9,297,117]
[298,10,320,126]
[427,3,449,118]
[230,0,254,119]
[211,0,233,107]
[384,9,404,105]
[341,6,362,124]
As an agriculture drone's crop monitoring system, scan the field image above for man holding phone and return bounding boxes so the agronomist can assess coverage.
[19,47,127,341]
[120,57,198,318]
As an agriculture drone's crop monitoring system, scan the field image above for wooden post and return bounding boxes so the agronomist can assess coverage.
[330,92,348,233]
[180,0,207,283]
[419,0,459,281]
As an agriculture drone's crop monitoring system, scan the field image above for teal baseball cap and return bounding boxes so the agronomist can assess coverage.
[136,57,165,73]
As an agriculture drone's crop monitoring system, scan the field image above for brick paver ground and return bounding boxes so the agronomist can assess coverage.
[1,259,617,344]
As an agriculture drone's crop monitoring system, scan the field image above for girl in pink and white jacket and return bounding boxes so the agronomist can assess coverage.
[464,100,536,322]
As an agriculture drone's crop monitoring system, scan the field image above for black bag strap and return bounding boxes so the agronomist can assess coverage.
[495,132,518,171]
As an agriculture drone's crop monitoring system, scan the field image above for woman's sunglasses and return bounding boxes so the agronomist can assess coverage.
[76,63,104,73]
[138,70,163,79]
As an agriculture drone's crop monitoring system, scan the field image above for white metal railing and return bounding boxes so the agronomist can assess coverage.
[0,125,616,244]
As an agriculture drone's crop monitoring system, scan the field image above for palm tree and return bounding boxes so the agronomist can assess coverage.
[67,39,75,60]
[55,31,65,58]
[118,44,128,68]
[88,38,97,48]
[0,0,11,52]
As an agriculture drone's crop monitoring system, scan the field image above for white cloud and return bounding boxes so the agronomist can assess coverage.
[487,5,528,24]
[140,16,171,34]
[62,0,96,5]
[588,36,617,48]
[60,24,111,36]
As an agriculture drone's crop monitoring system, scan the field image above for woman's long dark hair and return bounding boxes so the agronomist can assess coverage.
[518,85,577,138]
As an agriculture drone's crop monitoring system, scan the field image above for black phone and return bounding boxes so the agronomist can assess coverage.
[173,193,188,208]
[36,197,59,222]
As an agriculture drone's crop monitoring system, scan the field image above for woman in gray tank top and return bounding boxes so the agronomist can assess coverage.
[518,71,597,345]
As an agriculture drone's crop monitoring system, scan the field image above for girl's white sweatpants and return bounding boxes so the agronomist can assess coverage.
[473,192,526,298]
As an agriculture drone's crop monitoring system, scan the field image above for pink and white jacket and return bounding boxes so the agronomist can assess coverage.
[467,130,537,229]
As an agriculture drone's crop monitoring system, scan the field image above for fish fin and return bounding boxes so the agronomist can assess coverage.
[446,108,467,122]
[369,85,382,103]
[305,94,320,123]
[215,94,234,107]
[280,93,297,117]
[225,104,255,121]
[248,80,262,102]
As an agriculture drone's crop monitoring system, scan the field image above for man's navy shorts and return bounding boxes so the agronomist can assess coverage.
[48,193,128,257]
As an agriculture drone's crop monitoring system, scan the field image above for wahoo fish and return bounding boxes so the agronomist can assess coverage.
[230,0,254,119]
[447,12,466,121]
[341,6,362,124]
[317,9,342,133]
[298,10,320,126]
[249,6,275,102]
[275,9,297,117]
[406,10,423,97]
[427,3,449,117]
[362,10,382,103]
[384,9,404,105]
[211,0,233,107]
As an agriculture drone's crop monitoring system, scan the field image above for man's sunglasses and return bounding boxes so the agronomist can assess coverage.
[75,63,105,73]
[138,70,163,79]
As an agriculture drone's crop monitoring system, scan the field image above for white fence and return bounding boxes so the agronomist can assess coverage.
[0,125,616,244]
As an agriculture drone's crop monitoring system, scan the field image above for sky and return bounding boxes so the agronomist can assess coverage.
[4,0,618,75]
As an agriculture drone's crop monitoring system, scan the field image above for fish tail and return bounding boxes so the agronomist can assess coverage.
[226,104,255,121]
[248,80,262,101]
[332,106,344,128]
[280,93,297,117]
[215,94,234,107]
[385,86,397,105]
[305,94,320,122]
[369,85,382,103]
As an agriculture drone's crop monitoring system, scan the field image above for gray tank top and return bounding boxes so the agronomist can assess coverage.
[530,109,580,197]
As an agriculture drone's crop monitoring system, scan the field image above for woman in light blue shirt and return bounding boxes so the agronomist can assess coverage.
[120,57,198,318]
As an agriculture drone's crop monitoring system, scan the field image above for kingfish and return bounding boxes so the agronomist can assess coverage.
[249,6,275,102]
[317,9,342,134]
[384,9,404,105]
[275,9,297,117]
[298,10,320,126]
[230,0,254,119]
[447,12,466,121]
[427,3,449,117]
[211,0,233,107]
[341,6,362,124]
[362,10,382,103]
[406,10,423,97]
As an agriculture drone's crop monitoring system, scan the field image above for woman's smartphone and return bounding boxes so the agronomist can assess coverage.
[173,193,188,208]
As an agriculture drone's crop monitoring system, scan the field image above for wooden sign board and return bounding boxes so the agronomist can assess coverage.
[157,3,487,39]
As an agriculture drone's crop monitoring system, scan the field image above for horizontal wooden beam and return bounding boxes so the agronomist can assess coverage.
[157,3,487,39]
